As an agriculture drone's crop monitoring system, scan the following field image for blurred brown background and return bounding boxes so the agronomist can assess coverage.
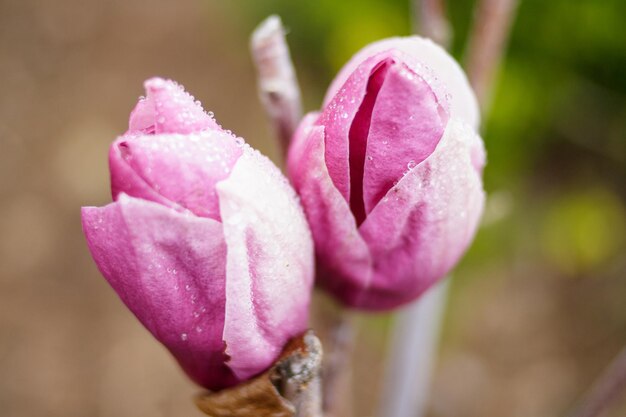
[1,0,625,416]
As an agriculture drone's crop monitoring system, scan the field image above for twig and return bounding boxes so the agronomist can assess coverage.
[274,332,324,417]
[377,280,450,417]
[415,0,452,48]
[465,0,519,109]
[195,331,323,417]
[321,309,355,417]
[567,345,626,417]
[250,15,303,158]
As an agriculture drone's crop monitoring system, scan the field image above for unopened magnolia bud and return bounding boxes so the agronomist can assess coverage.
[288,38,485,310]
[82,78,314,390]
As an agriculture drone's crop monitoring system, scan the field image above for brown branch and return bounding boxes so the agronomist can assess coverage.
[250,15,303,159]
[465,0,519,109]
[567,345,626,417]
[415,0,452,48]
[195,331,323,417]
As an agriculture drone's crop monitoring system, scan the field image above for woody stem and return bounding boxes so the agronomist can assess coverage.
[320,306,356,417]
[377,280,450,417]
[195,332,323,417]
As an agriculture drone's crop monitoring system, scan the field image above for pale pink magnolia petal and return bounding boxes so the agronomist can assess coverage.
[81,194,237,389]
[128,77,221,135]
[217,146,314,381]
[356,118,486,310]
[110,131,242,220]
[287,117,372,305]
[362,59,448,214]
[324,36,480,129]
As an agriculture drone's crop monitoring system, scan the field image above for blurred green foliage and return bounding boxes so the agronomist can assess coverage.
[222,0,626,277]
[541,187,625,274]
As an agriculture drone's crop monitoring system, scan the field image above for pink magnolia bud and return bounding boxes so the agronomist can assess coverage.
[82,78,314,390]
[288,38,486,311]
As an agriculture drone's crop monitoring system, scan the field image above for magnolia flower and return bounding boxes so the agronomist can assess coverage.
[288,37,486,310]
[82,78,314,390]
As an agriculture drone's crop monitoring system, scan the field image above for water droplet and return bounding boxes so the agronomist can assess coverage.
[407,160,417,170]
[366,155,373,161]
[180,333,188,341]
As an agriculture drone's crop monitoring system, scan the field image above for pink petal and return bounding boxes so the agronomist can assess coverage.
[216,146,314,381]
[315,54,387,203]
[362,59,448,214]
[128,77,221,135]
[287,118,372,306]
[81,194,236,389]
[109,130,242,220]
[348,58,392,224]
[324,37,480,129]
[108,140,174,207]
[357,118,486,310]
[319,50,451,223]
